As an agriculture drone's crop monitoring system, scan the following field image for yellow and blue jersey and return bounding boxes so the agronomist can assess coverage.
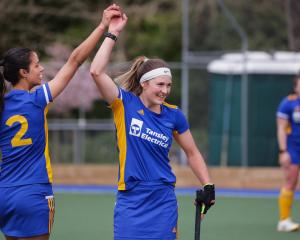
[111,88,189,191]
[0,83,53,187]
[277,94,300,144]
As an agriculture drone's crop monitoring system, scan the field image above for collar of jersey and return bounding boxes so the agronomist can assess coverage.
[137,96,165,116]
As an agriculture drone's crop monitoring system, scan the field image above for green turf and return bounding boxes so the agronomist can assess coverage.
[1,193,300,239]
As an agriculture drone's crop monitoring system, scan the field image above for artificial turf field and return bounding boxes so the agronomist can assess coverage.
[1,192,300,240]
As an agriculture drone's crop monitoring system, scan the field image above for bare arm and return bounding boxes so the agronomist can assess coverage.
[48,4,121,99]
[174,130,212,185]
[175,130,215,216]
[277,117,290,166]
[90,13,128,104]
[277,117,288,151]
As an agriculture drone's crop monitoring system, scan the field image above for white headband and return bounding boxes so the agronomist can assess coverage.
[139,67,172,83]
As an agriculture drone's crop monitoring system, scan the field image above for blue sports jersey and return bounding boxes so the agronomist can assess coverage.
[277,94,300,146]
[0,83,53,187]
[111,88,189,190]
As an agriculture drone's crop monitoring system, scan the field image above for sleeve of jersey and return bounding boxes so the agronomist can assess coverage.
[33,83,53,108]
[174,109,190,134]
[110,88,131,111]
[276,98,289,120]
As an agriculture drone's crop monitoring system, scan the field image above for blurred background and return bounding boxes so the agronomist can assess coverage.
[2,0,300,175]
[2,0,300,239]
[2,0,298,167]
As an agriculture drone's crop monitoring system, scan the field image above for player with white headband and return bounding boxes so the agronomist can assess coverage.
[90,12,215,240]
[139,67,172,83]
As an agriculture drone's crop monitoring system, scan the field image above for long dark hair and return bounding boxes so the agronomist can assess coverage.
[115,56,169,95]
[0,47,33,117]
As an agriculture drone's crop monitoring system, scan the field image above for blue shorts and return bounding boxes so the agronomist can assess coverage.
[287,138,300,164]
[288,148,300,164]
[0,183,55,238]
[114,182,178,240]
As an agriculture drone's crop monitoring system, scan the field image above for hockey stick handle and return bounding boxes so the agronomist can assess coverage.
[194,190,203,240]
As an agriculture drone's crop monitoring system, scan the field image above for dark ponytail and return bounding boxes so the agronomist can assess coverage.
[0,47,33,118]
[0,60,6,117]
[2,48,32,85]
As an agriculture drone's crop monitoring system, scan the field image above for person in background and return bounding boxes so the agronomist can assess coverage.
[0,4,122,240]
[276,74,300,232]
[90,11,215,240]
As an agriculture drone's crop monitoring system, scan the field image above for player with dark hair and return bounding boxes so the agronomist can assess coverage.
[276,74,300,232]
[0,4,122,240]
[90,12,215,240]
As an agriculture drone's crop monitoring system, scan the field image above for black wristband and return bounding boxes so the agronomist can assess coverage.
[279,149,287,154]
[104,32,118,41]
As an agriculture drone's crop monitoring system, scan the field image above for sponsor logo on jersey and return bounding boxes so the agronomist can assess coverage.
[129,118,169,148]
[293,106,300,123]
[129,118,143,137]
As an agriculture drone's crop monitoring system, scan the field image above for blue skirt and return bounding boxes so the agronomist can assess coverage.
[0,183,55,238]
[114,181,178,240]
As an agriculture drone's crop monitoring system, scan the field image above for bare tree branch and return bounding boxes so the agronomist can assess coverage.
[284,0,300,50]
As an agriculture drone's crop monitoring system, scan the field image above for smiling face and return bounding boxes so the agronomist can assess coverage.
[18,51,44,90]
[140,75,172,107]
[26,52,44,88]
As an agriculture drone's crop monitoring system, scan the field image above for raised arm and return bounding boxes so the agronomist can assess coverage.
[48,4,122,99]
[90,12,127,104]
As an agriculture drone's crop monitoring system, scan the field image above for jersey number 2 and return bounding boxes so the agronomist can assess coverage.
[6,115,33,147]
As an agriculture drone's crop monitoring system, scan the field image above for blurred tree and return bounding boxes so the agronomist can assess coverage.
[190,0,288,51]
[0,0,106,55]
[0,0,295,120]
[42,43,100,117]
[284,0,300,51]
[122,0,181,61]
[1,0,291,58]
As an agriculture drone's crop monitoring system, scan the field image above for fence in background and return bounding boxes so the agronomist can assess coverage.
[48,119,183,164]
[48,59,216,165]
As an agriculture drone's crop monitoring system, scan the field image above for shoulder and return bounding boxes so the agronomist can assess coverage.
[277,95,297,116]
[162,102,178,110]
[4,90,28,102]
[119,88,136,100]
[279,95,297,106]
[162,102,189,132]
[111,88,137,109]
[287,94,298,100]
[162,102,187,123]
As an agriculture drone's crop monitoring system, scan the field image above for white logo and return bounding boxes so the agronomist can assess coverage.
[129,118,143,137]
[293,111,300,123]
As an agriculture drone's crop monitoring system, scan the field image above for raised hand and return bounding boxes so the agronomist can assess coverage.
[108,12,128,35]
[100,4,122,29]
